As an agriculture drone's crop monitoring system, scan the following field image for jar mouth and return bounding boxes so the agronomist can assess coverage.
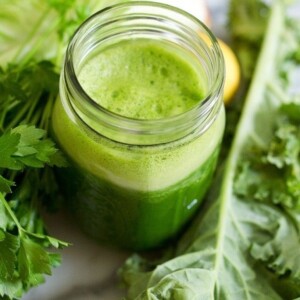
[62,1,224,145]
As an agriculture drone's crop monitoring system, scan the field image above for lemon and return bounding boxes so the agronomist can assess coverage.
[218,39,241,105]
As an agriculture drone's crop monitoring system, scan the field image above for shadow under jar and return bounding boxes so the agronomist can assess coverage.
[52,1,225,251]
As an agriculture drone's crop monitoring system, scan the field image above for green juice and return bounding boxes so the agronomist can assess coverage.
[78,40,204,120]
[52,39,225,250]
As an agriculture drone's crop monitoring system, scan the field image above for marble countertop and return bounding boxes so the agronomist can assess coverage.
[21,2,227,299]
[23,210,129,300]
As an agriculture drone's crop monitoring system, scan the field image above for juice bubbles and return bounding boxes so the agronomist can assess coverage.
[52,3,225,250]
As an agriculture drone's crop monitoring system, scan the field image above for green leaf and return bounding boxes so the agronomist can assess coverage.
[0,125,66,173]
[34,140,57,163]
[122,200,286,300]
[0,131,21,170]
[250,211,300,282]
[228,0,269,80]
[0,175,15,194]
[138,269,215,299]
[12,125,45,157]
[46,236,69,248]
[48,253,62,268]
[279,102,300,122]
[0,276,23,299]
[0,0,113,66]
[235,101,300,210]
[0,0,57,65]
[11,125,63,168]
[0,230,20,280]
[18,236,52,288]
[48,150,68,167]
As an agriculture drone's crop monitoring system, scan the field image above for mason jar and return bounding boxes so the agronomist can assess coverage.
[52,1,225,250]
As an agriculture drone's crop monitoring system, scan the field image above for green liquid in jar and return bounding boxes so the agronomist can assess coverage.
[52,39,225,250]
[78,39,206,120]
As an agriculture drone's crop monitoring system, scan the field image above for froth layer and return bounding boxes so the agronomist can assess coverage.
[78,39,205,120]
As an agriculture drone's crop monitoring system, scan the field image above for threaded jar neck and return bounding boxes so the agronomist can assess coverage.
[61,1,224,146]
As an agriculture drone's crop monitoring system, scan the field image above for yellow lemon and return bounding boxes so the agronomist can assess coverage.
[218,39,241,105]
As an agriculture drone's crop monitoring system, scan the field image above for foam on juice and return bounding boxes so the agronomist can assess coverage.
[78,39,206,120]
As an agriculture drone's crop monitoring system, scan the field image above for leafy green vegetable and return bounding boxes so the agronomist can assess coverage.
[235,102,300,210]
[0,1,130,298]
[0,60,67,297]
[1,0,299,299]
[0,0,123,67]
[0,1,96,298]
[120,1,300,299]
[228,0,269,80]
[0,126,69,299]
[0,85,70,294]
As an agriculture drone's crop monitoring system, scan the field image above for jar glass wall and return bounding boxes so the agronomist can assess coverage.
[52,1,225,250]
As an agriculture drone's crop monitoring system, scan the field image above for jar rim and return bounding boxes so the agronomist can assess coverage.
[62,1,225,145]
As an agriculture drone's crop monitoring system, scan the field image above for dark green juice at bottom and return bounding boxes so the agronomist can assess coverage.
[58,147,219,250]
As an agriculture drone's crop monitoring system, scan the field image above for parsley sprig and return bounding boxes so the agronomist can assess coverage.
[0,1,118,298]
[0,61,68,299]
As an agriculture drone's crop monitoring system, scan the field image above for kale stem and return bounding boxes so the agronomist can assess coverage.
[214,0,285,275]
[232,1,285,151]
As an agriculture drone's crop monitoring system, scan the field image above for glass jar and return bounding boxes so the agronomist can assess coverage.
[52,1,225,250]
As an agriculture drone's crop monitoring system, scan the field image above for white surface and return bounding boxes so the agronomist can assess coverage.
[23,211,129,300]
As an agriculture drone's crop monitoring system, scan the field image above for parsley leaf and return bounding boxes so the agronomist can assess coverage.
[0,35,69,300]
[12,125,59,168]
[18,236,52,288]
[0,231,19,281]
[0,131,21,170]
[0,176,14,194]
